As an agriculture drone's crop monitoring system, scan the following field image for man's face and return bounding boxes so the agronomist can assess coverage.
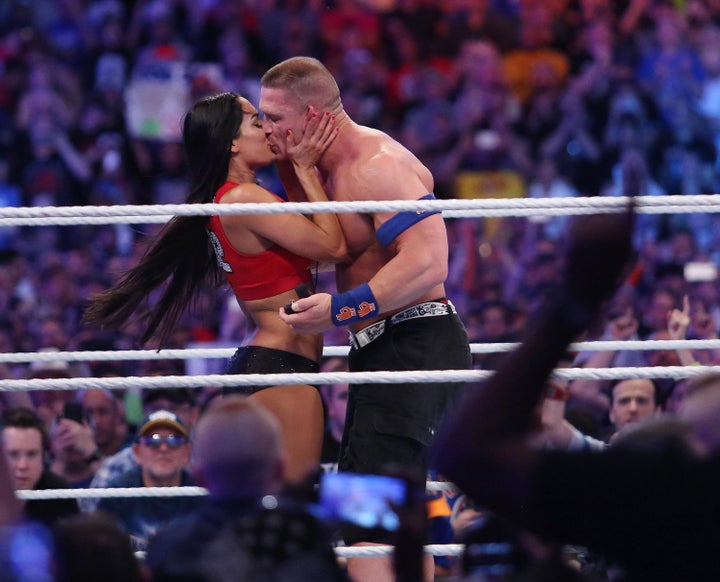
[81,389,120,448]
[133,427,190,485]
[609,379,659,431]
[647,291,675,331]
[259,86,305,159]
[2,427,44,490]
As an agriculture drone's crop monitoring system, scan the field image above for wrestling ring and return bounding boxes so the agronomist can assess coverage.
[4,194,720,561]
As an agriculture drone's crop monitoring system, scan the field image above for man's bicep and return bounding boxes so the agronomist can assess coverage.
[389,213,448,258]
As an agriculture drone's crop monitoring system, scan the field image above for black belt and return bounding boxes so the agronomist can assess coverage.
[349,300,456,349]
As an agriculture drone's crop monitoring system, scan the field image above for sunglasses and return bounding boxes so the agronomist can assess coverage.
[139,433,188,450]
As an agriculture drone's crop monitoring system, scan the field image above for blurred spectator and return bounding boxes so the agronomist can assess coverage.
[97,410,200,551]
[128,1,192,70]
[638,286,677,339]
[146,395,348,581]
[48,397,103,488]
[1,407,79,527]
[320,0,381,73]
[52,512,145,582]
[319,357,349,467]
[257,0,321,65]
[78,388,129,458]
[26,355,79,431]
[337,48,387,129]
[85,387,198,512]
[635,6,704,127]
[383,19,455,123]
[569,295,645,422]
[526,155,580,239]
[435,0,518,55]
[474,300,520,371]
[215,26,262,107]
[534,87,604,195]
[502,2,570,106]
[606,378,662,443]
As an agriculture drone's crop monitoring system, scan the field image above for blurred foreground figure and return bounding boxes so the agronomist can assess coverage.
[147,396,348,582]
[435,199,720,581]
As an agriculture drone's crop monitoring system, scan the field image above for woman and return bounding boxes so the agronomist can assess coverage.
[84,92,347,482]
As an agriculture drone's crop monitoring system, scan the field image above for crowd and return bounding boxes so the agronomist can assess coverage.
[1,0,720,580]
[1,0,720,371]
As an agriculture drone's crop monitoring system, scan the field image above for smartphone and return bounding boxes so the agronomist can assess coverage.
[62,401,85,424]
[318,472,407,531]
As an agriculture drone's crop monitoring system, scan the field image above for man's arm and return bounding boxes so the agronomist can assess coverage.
[433,201,635,512]
[667,295,697,366]
[279,153,447,333]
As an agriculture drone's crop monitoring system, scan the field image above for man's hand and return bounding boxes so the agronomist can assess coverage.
[607,307,638,340]
[51,418,96,458]
[667,295,690,341]
[278,292,333,334]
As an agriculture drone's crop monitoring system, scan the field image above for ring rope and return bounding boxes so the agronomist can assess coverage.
[3,203,717,226]
[3,339,719,365]
[1,195,719,226]
[16,486,208,500]
[5,198,713,555]
[133,544,466,562]
[333,544,465,558]
[16,480,456,501]
[1,365,718,393]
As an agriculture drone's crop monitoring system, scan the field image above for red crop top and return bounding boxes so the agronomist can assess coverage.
[207,181,312,301]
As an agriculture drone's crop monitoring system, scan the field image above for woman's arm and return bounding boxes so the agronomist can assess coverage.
[221,113,347,263]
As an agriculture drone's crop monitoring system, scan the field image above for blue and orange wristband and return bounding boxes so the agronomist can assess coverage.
[331,283,378,326]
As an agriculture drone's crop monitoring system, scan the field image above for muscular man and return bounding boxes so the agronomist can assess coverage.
[261,57,471,581]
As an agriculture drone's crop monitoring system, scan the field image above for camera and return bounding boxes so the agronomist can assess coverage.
[318,472,407,531]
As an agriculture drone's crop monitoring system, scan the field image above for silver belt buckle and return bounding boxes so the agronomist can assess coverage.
[349,320,386,349]
[349,301,455,349]
[390,301,453,324]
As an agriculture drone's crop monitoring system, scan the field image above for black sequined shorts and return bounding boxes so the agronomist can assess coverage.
[223,346,320,396]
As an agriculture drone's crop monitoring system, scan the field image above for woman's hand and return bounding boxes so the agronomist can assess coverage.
[285,109,338,171]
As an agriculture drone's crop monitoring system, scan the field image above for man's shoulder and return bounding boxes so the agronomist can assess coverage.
[104,465,143,488]
[90,446,138,488]
[35,469,72,490]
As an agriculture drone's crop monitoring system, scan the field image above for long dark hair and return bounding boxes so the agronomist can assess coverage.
[83,92,245,345]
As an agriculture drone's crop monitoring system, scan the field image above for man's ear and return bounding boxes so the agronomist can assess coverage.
[132,443,140,462]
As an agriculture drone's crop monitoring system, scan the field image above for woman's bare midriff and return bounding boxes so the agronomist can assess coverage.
[241,289,323,362]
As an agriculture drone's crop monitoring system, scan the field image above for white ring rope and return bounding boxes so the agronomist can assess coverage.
[1,365,718,393]
[3,339,719,365]
[333,544,465,558]
[16,486,209,500]
[133,544,466,562]
[2,195,720,226]
[17,480,456,501]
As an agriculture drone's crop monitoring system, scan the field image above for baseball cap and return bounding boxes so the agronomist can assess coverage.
[142,387,196,406]
[137,410,189,438]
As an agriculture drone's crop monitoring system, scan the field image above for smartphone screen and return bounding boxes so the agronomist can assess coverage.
[62,402,85,424]
[319,472,407,531]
